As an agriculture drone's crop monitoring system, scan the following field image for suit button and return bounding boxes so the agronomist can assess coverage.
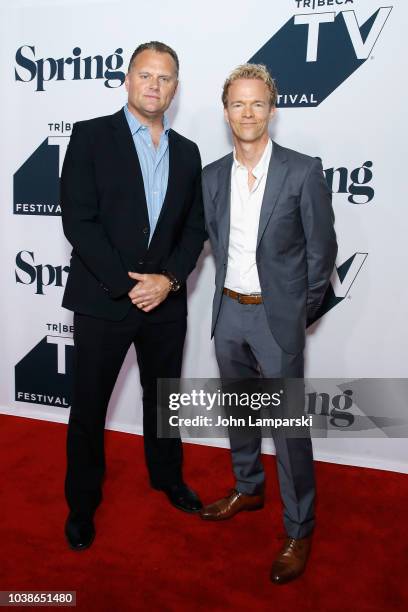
[142,227,149,235]
[138,260,144,265]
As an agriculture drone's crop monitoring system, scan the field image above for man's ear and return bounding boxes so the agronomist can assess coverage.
[124,73,129,93]
[269,105,276,120]
[223,107,230,125]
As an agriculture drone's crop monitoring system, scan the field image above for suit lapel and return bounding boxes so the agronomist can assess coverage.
[110,109,150,228]
[215,154,233,256]
[256,142,288,248]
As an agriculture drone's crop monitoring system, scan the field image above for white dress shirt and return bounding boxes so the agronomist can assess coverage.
[224,139,272,294]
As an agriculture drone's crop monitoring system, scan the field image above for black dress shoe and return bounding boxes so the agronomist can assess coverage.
[65,513,95,551]
[153,483,203,513]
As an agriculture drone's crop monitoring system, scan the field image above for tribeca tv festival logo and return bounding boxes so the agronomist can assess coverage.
[250,1,392,107]
[14,46,125,92]
[15,322,74,408]
[309,251,368,325]
[15,250,69,295]
[14,122,71,216]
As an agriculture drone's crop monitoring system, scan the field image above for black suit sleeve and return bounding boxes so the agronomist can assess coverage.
[61,122,134,299]
[299,158,338,321]
[161,144,207,284]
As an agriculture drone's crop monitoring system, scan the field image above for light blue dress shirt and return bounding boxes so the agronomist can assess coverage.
[123,104,170,242]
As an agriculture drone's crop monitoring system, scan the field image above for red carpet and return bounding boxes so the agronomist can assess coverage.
[1,414,407,611]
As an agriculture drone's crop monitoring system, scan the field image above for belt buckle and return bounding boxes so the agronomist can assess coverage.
[237,293,244,304]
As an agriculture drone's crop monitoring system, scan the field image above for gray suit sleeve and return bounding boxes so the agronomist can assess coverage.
[202,170,214,241]
[299,158,338,320]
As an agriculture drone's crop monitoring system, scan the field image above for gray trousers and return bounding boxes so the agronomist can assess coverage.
[214,294,315,538]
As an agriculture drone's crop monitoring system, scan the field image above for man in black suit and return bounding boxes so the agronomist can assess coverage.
[61,41,206,550]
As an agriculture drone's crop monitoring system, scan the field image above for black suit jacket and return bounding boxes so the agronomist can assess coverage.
[61,109,206,322]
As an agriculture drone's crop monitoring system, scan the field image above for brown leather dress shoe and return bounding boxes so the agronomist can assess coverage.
[199,489,264,520]
[270,535,312,585]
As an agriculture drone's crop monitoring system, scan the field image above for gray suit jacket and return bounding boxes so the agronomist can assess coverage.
[202,141,338,355]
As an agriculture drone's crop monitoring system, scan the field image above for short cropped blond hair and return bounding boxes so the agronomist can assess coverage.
[222,63,278,108]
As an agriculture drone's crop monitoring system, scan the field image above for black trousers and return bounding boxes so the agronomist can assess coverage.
[65,308,187,517]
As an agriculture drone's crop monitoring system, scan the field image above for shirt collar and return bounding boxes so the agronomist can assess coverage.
[123,104,170,135]
[233,139,272,179]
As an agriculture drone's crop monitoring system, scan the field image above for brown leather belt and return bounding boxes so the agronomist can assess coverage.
[223,287,263,304]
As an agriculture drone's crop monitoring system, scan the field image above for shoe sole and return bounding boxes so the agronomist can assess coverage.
[65,532,95,551]
[152,485,203,514]
[200,503,264,520]
[270,570,305,585]
[170,501,203,514]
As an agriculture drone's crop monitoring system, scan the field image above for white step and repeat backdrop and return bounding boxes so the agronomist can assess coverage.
[1,0,407,472]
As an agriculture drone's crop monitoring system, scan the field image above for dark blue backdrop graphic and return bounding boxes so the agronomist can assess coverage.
[15,336,73,408]
[249,8,391,107]
[13,138,60,215]
[310,252,368,325]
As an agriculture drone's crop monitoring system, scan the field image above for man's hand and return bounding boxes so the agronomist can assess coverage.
[127,272,171,312]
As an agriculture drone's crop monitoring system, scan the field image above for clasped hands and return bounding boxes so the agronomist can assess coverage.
[127,272,171,312]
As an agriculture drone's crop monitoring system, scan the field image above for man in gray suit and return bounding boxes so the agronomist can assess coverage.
[200,64,337,584]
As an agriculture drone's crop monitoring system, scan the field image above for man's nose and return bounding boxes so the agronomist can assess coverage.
[149,76,160,89]
[242,105,254,117]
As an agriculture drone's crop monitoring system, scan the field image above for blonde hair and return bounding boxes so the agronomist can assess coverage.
[222,63,278,108]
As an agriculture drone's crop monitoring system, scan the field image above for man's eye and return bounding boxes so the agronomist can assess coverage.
[140,74,149,79]
[159,76,170,82]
